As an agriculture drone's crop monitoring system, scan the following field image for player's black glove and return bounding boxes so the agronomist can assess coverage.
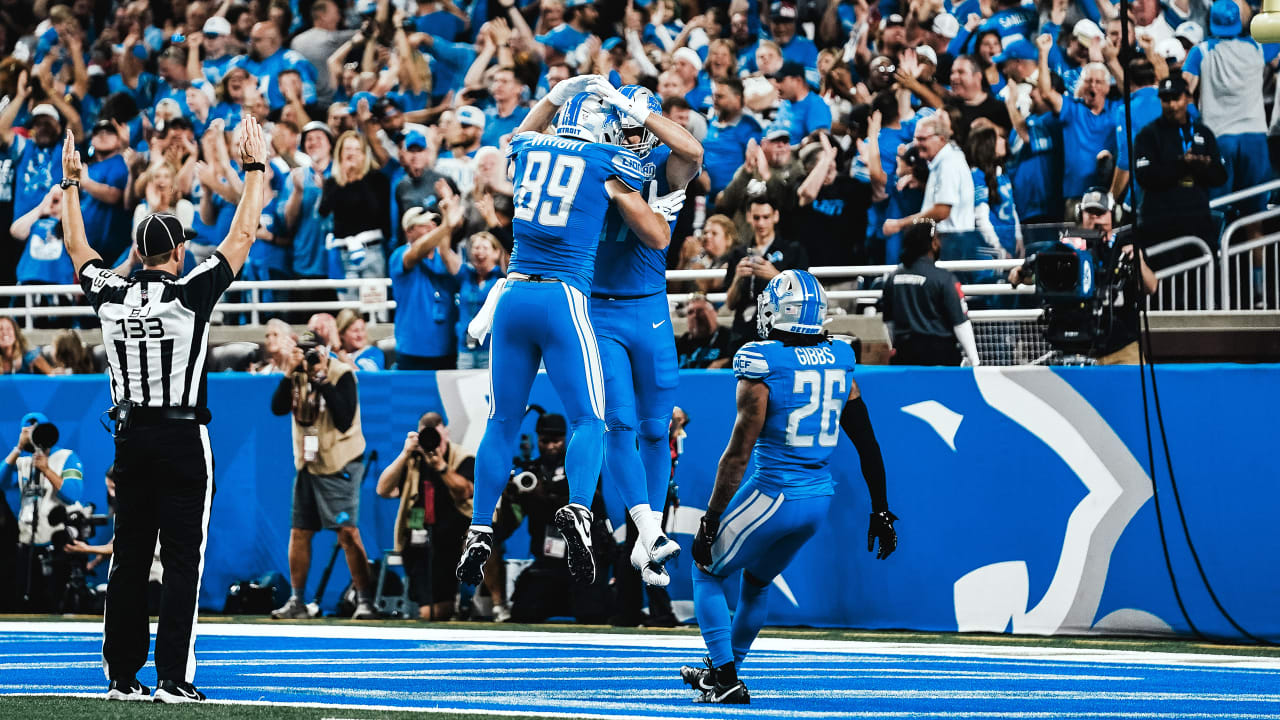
[692,512,721,568]
[867,510,898,560]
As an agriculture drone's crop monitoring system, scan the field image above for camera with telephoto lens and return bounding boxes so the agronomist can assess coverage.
[305,347,325,367]
[509,457,540,493]
[47,503,111,546]
[418,425,441,453]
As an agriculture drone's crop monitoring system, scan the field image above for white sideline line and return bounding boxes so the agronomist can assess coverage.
[3,621,1279,671]
[4,692,1279,720]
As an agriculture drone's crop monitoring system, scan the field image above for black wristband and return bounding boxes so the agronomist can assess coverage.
[243,162,266,173]
[60,178,80,189]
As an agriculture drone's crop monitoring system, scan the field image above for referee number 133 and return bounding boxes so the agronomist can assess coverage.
[115,317,165,339]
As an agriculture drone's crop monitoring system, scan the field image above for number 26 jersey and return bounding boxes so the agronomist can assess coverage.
[507,131,647,295]
[733,338,858,499]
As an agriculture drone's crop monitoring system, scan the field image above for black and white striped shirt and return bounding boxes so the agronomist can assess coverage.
[79,252,235,417]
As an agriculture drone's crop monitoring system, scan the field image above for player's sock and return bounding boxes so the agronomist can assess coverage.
[713,661,739,686]
[638,418,673,516]
[471,416,522,526]
[693,568,734,668]
[566,416,606,507]
[628,505,661,551]
[731,572,772,666]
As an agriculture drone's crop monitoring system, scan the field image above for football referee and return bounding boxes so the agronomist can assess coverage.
[58,119,268,703]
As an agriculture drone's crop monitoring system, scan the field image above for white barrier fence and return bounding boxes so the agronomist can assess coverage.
[0,250,1221,331]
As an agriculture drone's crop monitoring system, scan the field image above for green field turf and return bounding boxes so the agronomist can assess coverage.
[0,696,567,720]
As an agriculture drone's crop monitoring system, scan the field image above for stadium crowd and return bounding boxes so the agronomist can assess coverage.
[0,0,1273,370]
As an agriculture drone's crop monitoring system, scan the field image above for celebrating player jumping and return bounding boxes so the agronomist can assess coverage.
[591,81,703,588]
[456,76,680,588]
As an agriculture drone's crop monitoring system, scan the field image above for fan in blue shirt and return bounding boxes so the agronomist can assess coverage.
[227,23,318,110]
[455,78,677,590]
[0,100,64,220]
[1035,33,1115,203]
[703,80,764,200]
[591,83,703,587]
[773,62,832,141]
[13,190,75,285]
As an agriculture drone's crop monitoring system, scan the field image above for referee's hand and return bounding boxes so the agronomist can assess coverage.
[62,129,83,181]
[239,114,267,165]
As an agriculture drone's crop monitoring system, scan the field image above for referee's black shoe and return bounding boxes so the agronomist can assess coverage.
[154,680,206,703]
[553,503,596,585]
[456,528,493,585]
[106,678,151,701]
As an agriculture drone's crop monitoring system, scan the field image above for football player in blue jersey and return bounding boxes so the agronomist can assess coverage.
[588,81,705,588]
[679,270,899,704]
[456,76,680,587]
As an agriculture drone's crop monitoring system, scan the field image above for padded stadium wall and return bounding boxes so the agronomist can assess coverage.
[2,365,1276,641]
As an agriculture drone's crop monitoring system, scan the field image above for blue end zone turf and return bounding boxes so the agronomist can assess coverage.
[2,622,1280,718]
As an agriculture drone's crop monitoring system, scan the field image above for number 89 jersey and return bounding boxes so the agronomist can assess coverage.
[733,337,858,499]
[507,131,647,295]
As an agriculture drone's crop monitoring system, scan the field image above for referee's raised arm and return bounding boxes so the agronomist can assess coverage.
[59,129,102,274]
[216,115,268,276]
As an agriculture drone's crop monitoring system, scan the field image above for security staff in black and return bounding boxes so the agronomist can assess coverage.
[57,118,270,704]
[1133,74,1227,248]
[880,219,982,366]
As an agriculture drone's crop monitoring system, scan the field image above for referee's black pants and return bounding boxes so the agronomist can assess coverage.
[103,422,215,684]
[891,334,962,366]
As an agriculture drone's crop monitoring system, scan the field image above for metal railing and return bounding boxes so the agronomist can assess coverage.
[0,248,1229,328]
[1145,236,1216,311]
[1209,178,1280,209]
[1217,206,1280,310]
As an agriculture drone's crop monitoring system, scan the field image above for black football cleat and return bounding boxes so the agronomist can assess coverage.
[455,529,493,585]
[694,680,750,704]
[680,656,714,692]
[553,504,596,584]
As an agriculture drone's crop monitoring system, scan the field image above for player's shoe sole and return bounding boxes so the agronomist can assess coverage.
[553,504,596,585]
[456,530,493,585]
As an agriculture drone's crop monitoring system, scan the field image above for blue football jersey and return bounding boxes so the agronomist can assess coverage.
[733,338,859,499]
[508,131,647,295]
[593,145,675,297]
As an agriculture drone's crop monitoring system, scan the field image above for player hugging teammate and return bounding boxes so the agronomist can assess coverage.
[456,76,696,591]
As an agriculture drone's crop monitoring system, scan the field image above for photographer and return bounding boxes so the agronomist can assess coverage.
[489,414,614,625]
[1010,191,1158,364]
[269,331,375,620]
[376,412,474,620]
[1,413,84,612]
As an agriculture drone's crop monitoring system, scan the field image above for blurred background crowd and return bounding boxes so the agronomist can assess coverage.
[0,0,1272,372]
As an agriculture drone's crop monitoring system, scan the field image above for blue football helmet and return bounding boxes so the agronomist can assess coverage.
[555,92,623,145]
[757,269,829,338]
[613,85,663,157]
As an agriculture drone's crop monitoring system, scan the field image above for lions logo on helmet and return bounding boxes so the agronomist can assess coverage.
[611,85,663,157]
[555,92,623,145]
[756,270,829,339]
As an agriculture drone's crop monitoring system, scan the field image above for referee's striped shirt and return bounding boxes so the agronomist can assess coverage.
[79,252,235,417]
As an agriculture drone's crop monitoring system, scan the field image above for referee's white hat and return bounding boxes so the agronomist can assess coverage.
[136,212,197,257]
